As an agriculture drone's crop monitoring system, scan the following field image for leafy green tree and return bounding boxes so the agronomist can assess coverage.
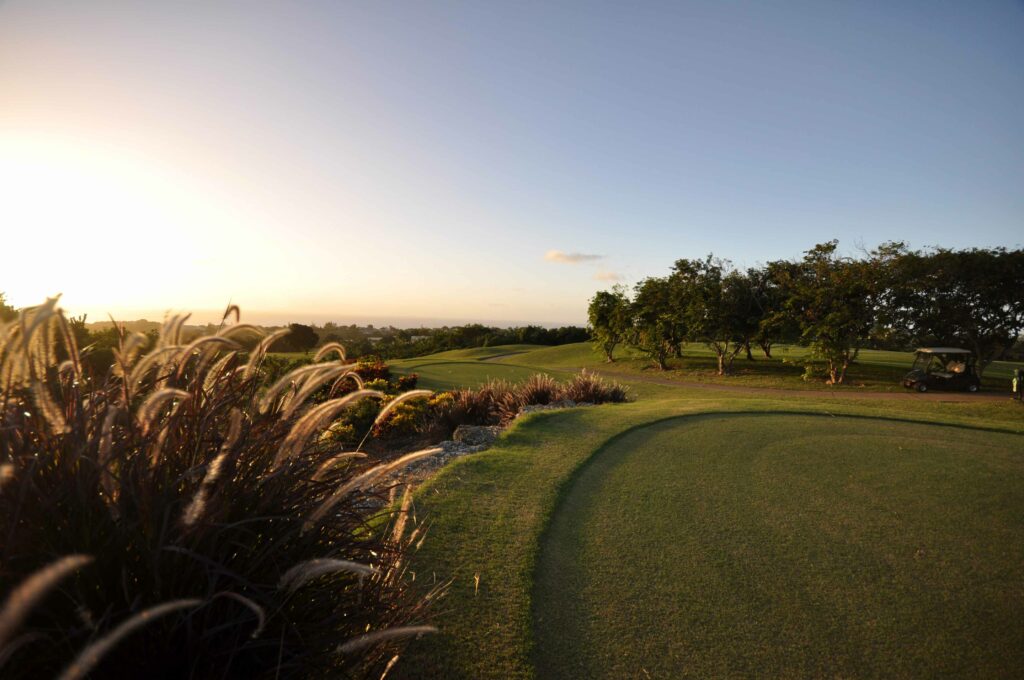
[587,286,630,362]
[880,245,1024,377]
[627,276,684,370]
[285,323,319,353]
[671,257,755,375]
[746,265,792,358]
[773,241,876,384]
[0,292,17,322]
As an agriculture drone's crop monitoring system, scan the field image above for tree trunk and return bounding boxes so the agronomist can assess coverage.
[744,341,754,361]
[759,340,773,358]
[604,343,616,363]
[971,337,989,379]
[716,353,725,375]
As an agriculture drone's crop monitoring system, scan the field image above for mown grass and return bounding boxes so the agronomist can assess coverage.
[399,345,544,361]
[533,413,1024,679]
[389,360,568,391]
[489,343,1024,391]
[394,394,1024,679]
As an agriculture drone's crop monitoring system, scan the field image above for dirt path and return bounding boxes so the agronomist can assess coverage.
[589,368,1012,402]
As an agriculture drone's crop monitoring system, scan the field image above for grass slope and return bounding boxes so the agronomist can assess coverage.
[389,360,561,391]
[533,413,1024,678]
[395,395,1024,679]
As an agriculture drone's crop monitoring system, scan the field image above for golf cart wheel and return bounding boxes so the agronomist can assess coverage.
[916,383,928,393]
[967,383,979,393]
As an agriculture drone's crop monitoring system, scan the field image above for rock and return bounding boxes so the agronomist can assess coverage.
[453,424,503,446]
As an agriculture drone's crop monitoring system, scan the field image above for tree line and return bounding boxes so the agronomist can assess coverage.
[368,324,589,359]
[588,242,1024,384]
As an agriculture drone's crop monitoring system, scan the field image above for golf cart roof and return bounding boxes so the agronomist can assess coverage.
[915,347,973,355]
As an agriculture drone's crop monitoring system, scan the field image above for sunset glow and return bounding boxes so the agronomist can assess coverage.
[2,1,1021,325]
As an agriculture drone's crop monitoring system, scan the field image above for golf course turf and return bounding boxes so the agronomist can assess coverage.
[386,345,1024,679]
[533,413,1024,678]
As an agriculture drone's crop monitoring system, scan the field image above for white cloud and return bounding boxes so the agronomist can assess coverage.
[593,270,622,282]
[544,249,603,264]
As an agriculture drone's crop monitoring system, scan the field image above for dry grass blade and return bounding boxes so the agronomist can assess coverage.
[373,390,433,428]
[215,323,263,341]
[274,390,386,468]
[136,388,191,435]
[159,313,192,347]
[221,304,241,324]
[328,371,364,398]
[257,361,343,414]
[336,626,437,655]
[242,328,290,379]
[314,342,347,362]
[211,592,265,639]
[380,654,400,680]
[303,448,442,533]
[391,486,413,544]
[281,364,359,418]
[97,406,123,502]
[112,332,149,377]
[0,632,45,670]
[0,464,13,493]
[279,558,379,593]
[182,409,243,527]
[0,555,93,649]
[202,351,238,392]
[128,346,181,386]
[311,452,368,482]
[57,599,203,680]
[173,335,240,368]
[55,313,82,378]
[30,380,66,434]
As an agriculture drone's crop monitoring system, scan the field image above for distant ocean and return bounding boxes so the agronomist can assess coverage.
[75,308,582,330]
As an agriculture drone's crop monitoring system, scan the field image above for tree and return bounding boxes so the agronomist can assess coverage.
[671,257,753,375]
[0,292,16,322]
[285,323,318,353]
[745,265,792,358]
[627,276,684,370]
[881,246,1024,377]
[773,241,876,385]
[588,286,630,362]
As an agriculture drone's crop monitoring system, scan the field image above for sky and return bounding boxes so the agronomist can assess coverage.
[1,0,1022,326]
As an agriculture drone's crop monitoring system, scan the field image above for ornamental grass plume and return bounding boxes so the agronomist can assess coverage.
[0,298,440,679]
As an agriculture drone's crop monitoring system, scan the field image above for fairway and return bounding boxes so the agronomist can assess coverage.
[533,414,1024,679]
[391,360,559,390]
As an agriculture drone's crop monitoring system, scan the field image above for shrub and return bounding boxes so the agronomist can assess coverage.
[557,369,628,404]
[320,396,383,447]
[0,299,440,679]
[430,372,628,431]
[372,394,433,438]
[356,360,391,383]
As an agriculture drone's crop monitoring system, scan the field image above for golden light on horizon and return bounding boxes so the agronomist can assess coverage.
[0,133,266,318]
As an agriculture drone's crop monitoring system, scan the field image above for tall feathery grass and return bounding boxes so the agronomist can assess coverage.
[0,298,441,679]
[432,370,629,428]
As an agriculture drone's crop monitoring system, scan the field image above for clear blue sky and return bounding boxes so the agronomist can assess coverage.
[2,1,1022,324]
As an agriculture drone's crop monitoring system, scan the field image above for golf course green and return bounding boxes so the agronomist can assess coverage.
[385,345,1024,679]
[534,413,1024,678]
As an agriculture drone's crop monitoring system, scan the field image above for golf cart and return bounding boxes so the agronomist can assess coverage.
[902,348,981,393]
